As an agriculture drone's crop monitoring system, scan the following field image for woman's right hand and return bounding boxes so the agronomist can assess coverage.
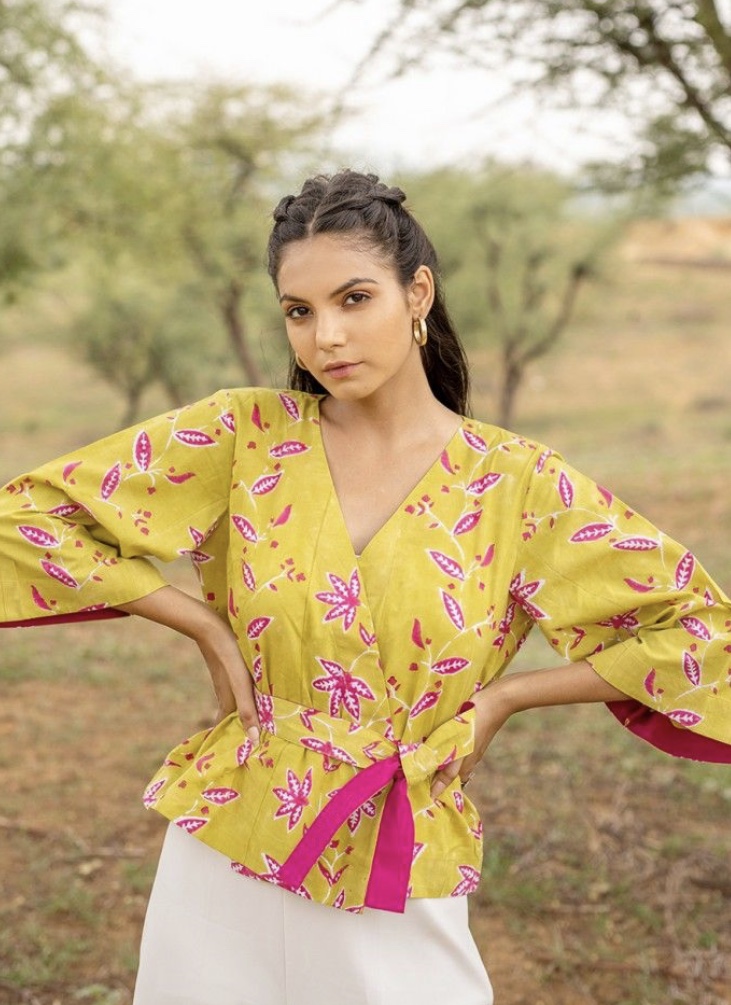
[196,618,260,740]
[117,585,260,742]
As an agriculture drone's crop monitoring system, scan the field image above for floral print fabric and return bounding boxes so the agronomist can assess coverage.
[1,388,729,913]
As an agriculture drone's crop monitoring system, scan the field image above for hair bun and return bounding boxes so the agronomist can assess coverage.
[374,184,407,210]
[273,194,296,223]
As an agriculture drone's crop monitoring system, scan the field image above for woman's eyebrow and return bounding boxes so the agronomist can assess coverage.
[279,277,379,304]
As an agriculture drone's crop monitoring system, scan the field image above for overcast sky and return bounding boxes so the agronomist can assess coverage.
[101,0,622,176]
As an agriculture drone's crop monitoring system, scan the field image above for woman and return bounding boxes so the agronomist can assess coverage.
[1,170,729,1005]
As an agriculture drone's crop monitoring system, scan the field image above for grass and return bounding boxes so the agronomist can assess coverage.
[2,220,731,1003]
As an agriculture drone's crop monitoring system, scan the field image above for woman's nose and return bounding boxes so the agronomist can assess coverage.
[315,314,345,349]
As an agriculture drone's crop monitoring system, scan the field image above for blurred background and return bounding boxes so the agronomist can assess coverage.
[1,3,730,1003]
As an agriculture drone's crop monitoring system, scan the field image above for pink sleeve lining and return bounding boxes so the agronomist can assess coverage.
[607,699,731,764]
[0,609,130,629]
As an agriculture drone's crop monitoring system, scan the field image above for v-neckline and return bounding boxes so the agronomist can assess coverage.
[313,398,466,562]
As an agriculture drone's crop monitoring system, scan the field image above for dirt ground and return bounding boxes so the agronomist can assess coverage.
[1,636,729,1005]
[2,216,731,1004]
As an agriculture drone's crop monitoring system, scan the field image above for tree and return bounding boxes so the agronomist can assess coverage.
[347,0,731,189]
[403,165,619,426]
[162,81,329,385]
[25,79,329,391]
[0,0,103,149]
[0,0,104,306]
[72,267,213,426]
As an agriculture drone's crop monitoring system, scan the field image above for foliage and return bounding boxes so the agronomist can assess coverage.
[347,0,731,190]
[402,164,623,425]
[5,75,330,405]
[0,0,103,153]
[0,0,105,304]
[71,266,222,426]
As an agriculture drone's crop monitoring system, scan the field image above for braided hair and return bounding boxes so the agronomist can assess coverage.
[267,170,471,416]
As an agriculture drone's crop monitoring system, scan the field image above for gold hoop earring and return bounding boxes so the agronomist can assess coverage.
[412,317,428,347]
[294,354,307,370]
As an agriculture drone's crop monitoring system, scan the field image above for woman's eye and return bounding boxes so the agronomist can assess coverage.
[285,305,309,320]
[345,292,369,306]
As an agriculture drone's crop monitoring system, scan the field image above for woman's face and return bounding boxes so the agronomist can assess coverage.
[276,233,433,403]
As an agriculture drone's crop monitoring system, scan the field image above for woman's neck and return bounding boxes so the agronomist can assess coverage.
[319,368,458,449]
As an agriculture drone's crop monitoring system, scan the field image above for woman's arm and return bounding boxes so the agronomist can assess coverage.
[117,586,260,741]
[430,661,626,799]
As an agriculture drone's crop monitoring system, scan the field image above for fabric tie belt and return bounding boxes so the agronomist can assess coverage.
[258,691,475,913]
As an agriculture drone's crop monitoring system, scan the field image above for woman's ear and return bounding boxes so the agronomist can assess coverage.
[408,265,435,318]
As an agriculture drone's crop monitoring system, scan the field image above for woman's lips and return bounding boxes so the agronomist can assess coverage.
[323,362,360,379]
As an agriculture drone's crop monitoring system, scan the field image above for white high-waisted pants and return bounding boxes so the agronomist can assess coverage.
[133,823,494,1005]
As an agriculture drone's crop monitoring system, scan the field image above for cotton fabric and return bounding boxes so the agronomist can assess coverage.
[1,387,730,914]
[133,822,494,1005]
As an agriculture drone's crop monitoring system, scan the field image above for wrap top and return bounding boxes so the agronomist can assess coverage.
[1,387,729,913]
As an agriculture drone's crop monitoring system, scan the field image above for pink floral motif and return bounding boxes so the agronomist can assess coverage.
[256,693,275,733]
[679,616,712,641]
[269,441,310,458]
[510,571,547,621]
[667,709,703,728]
[467,472,502,495]
[682,652,701,687]
[312,658,376,721]
[142,778,166,807]
[431,657,470,675]
[429,550,465,580]
[315,570,361,630]
[278,392,301,421]
[558,471,574,508]
[318,861,348,886]
[453,510,482,536]
[247,616,273,639]
[450,865,480,896]
[18,526,60,548]
[570,523,614,543]
[300,737,358,771]
[260,854,313,899]
[174,816,208,834]
[251,472,283,496]
[202,787,240,805]
[441,590,465,631]
[133,430,152,472]
[41,560,78,589]
[410,690,440,718]
[675,551,696,590]
[644,668,658,698]
[273,768,313,830]
[598,610,640,632]
[347,799,378,833]
[612,536,659,551]
[174,429,217,447]
[100,462,121,500]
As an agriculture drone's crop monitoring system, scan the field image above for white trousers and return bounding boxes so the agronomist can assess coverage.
[133,823,494,1005]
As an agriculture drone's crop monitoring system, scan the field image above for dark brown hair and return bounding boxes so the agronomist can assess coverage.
[266,169,471,416]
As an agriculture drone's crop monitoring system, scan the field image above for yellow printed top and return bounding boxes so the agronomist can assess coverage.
[1,388,730,912]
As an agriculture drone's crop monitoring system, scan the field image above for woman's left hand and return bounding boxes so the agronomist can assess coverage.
[429,683,512,801]
[429,660,629,800]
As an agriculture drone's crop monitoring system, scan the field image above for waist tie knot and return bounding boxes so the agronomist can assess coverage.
[266,692,475,913]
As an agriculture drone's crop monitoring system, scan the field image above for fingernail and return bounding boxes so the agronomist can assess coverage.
[246,726,260,745]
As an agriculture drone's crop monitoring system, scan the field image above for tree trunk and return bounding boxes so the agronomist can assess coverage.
[220,278,264,385]
[498,355,523,430]
[120,384,143,428]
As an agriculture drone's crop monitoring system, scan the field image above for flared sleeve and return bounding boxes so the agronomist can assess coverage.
[0,389,238,628]
[513,447,731,762]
